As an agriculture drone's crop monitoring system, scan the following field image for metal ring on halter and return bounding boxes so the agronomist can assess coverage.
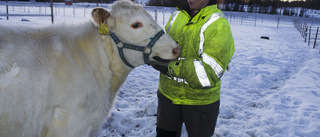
[144,47,152,55]
[116,42,123,48]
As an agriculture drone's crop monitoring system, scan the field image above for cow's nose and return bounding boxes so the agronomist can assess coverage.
[172,47,181,57]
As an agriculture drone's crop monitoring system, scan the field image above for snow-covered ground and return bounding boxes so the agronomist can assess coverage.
[1,2,320,137]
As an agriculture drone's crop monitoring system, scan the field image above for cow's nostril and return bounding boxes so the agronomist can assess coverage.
[172,47,181,56]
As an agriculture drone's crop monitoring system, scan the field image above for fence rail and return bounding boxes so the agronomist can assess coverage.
[0,14,51,16]
[0,2,177,25]
[293,19,320,53]
[225,14,260,26]
[0,1,54,23]
[223,12,287,28]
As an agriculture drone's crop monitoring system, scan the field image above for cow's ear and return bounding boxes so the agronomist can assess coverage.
[91,7,114,27]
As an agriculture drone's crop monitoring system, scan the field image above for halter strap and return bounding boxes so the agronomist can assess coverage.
[143,30,165,64]
[109,30,165,68]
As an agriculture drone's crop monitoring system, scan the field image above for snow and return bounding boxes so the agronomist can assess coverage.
[1,2,320,137]
[215,15,320,137]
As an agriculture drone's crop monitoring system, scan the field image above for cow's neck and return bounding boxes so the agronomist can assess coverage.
[74,21,132,97]
[98,28,133,97]
[109,46,132,96]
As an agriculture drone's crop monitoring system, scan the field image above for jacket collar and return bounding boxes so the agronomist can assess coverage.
[177,0,217,17]
[177,1,218,25]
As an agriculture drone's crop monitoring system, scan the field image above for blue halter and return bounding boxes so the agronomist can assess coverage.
[109,30,165,68]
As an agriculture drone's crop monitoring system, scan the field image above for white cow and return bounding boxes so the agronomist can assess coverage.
[0,0,180,137]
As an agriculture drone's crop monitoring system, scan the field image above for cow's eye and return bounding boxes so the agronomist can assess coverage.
[131,22,143,29]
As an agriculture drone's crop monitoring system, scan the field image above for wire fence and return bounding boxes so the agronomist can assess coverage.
[293,19,320,53]
[0,1,54,23]
[2,1,320,52]
[0,2,176,26]
[223,11,297,29]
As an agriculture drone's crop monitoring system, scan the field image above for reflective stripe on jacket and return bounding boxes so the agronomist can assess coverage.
[159,4,235,105]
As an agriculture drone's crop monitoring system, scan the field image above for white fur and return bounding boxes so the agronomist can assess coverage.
[0,0,179,137]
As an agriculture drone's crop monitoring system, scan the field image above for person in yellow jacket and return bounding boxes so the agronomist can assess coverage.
[152,0,235,136]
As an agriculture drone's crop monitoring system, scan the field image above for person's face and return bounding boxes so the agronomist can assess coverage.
[187,0,210,10]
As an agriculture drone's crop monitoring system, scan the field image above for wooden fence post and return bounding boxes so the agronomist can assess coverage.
[304,25,308,43]
[73,6,75,17]
[313,27,319,49]
[308,26,311,46]
[163,9,165,25]
[241,15,243,25]
[277,17,280,28]
[254,16,257,26]
[51,0,54,24]
[155,9,157,23]
[6,0,9,20]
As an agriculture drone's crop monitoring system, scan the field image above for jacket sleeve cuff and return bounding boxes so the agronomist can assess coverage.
[168,60,182,78]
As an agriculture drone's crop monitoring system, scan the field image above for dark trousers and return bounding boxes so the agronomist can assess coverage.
[156,91,220,137]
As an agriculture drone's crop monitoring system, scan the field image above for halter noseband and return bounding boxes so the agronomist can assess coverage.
[109,30,165,68]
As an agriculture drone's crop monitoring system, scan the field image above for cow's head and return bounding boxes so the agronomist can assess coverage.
[91,0,180,68]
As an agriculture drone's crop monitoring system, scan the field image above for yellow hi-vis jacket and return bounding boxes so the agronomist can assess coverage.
[159,4,235,105]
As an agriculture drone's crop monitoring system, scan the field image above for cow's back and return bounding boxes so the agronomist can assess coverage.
[0,24,55,136]
[0,22,115,137]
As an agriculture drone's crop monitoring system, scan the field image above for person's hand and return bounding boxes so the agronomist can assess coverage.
[149,57,173,76]
[152,64,169,75]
